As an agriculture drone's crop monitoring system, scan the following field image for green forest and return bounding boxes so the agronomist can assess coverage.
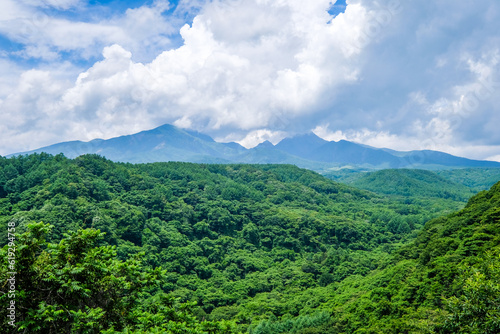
[1,153,500,333]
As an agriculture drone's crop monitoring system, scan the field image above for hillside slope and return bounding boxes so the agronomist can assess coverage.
[321,179,500,333]
[436,167,500,191]
[249,179,500,333]
[0,153,477,333]
[350,169,475,201]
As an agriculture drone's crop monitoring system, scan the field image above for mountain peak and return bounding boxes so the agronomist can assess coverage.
[148,123,178,133]
[283,132,327,143]
[255,140,275,149]
[280,132,328,145]
[275,132,328,157]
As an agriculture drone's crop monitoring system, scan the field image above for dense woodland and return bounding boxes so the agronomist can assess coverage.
[1,153,499,333]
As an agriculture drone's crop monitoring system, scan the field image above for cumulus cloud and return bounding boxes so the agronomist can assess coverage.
[225,129,288,149]
[0,0,177,62]
[1,0,500,161]
[312,0,500,158]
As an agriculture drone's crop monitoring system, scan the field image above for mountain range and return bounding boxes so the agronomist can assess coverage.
[8,123,500,170]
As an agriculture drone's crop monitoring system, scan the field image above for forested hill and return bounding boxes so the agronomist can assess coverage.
[348,169,476,201]
[316,179,500,333]
[1,153,499,333]
[324,167,500,197]
[0,153,446,247]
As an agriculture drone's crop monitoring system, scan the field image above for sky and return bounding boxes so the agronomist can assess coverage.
[1,0,500,161]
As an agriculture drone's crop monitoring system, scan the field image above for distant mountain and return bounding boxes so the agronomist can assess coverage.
[276,134,400,166]
[275,133,328,157]
[309,139,402,167]
[9,124,246,164]
[399,150,500,168]
[380,147,500,168]
[8,124,500,170]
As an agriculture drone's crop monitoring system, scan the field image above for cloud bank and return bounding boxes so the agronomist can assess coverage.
[1,0,500,161]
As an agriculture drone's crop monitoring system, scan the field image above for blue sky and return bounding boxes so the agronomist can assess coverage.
[1,0,500,162]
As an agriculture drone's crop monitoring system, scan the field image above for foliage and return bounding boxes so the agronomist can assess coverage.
[0,222,235,333]
[436,168,500,192]
[321,179,500,332]
[439,252,500,334]
[1,153,500,333]
[347,169,475,201]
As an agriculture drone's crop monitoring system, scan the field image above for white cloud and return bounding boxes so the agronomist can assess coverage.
[1,0,500,162]
[0,0,363,154]
[0,0,176,62]
[0,59,23,97]
[231,129,287,149]
[487,155,500,163]
[0,68,71,153]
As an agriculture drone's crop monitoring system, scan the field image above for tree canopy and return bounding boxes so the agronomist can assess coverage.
[1,153,499,332]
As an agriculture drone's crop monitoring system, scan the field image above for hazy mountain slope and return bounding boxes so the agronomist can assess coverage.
[10,124,246,163]
[234,141,337,170]
[274,133,329,157]
[312,140,404,166]
[276,134,404,167]
[393,149,500,168]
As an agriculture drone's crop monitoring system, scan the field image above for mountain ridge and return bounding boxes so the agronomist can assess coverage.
[7,123,500,170]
